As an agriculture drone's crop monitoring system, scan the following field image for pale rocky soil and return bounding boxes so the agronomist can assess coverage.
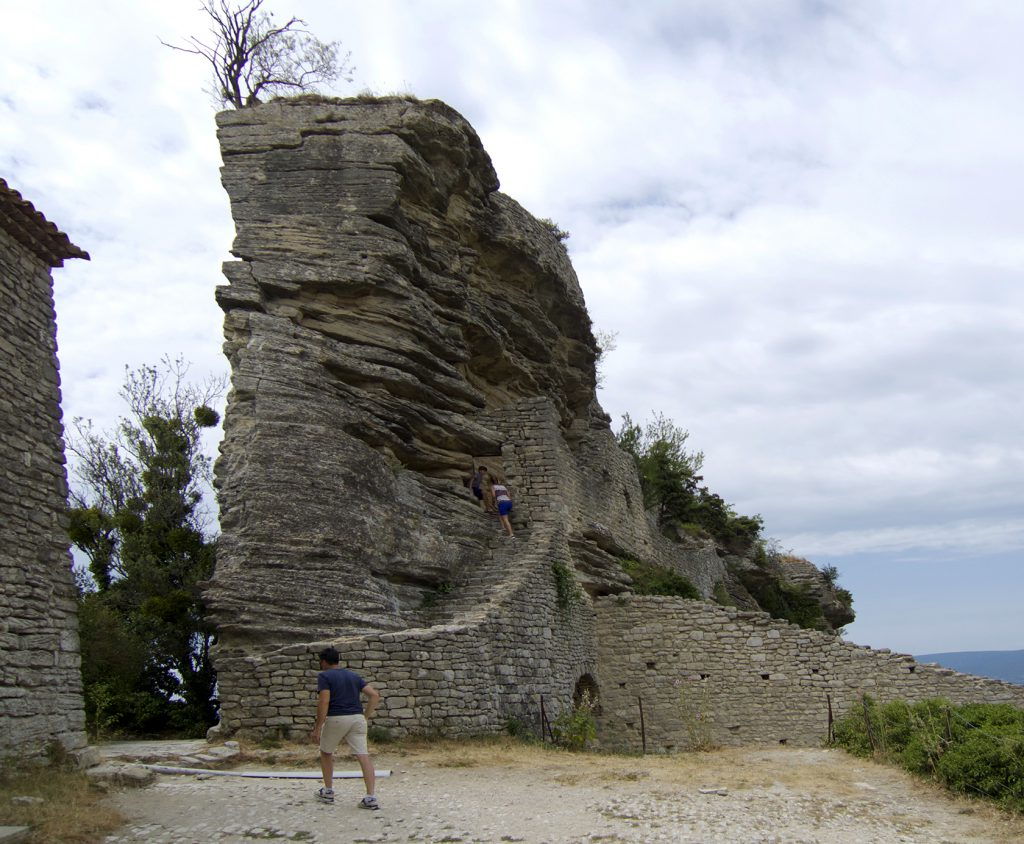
[99,739,1024,843]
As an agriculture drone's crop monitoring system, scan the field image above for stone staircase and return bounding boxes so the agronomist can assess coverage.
[410,517,539,628]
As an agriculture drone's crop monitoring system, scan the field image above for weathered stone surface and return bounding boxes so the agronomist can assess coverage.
[206,98,1022,745]
[0,180,88,761]
[86,764,157,788]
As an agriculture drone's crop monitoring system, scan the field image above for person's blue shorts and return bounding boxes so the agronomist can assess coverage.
[472,486,483,500]
[498,499,513,516]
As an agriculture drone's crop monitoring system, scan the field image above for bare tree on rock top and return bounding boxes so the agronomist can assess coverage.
[163,0,352,108]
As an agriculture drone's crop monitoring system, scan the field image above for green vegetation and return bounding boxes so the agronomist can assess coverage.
[711,580,734,607]
[538,217,570,242]
[619,557,699,599]
[504,717,530,739]
[678,683,715,750]
[614,413,852,631]
[594,328,618,389]
[0,754,125,843]
[735,565,824,630]
[833,696,1024,813]
[67,359,224,738]
[420,581,454,609]
[367,725,395,744]
[551,691,597,750]
[615,413,762,554]
[552,559,581,610]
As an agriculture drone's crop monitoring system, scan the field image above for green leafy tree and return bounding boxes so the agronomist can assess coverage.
[616,412,762,553]
[67,358,225,736]
[616,413,703,522]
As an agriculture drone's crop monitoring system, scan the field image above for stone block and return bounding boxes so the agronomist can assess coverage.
[86,764,157,788]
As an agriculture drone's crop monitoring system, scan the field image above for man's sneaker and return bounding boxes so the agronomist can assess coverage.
[316,787,334,804]
[359,795,380,810]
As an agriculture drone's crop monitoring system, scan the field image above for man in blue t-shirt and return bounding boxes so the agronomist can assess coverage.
[310,646,381,808]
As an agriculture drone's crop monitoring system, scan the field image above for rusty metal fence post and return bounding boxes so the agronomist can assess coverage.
[638,696,647,755]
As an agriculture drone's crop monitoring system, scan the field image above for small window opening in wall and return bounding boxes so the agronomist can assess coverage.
[728,725,741,733]
[623,487,632,508]
[618,682,627,688]
[626,722,634,729]
[760,673,770,681]
[646,661,656,670]
[811,668,819,674]
[908,665,916,673]
[700,673,710,680]
[779,738,788,745]
[665,744,675,751]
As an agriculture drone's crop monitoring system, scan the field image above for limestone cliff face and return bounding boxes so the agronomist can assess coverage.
[208,98,605,644]
[206,97,846,737]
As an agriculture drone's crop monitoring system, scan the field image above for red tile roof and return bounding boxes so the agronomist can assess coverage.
[0,177,89,267]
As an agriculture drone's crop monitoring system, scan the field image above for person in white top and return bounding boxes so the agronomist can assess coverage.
[489,475,515,540]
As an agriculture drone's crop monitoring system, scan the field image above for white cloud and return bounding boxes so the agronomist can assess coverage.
[4,0,1023,651]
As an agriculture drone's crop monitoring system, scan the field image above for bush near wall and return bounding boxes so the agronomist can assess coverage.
[619,557,700,599]
[833,696,1024,813]
[736,566,825,630]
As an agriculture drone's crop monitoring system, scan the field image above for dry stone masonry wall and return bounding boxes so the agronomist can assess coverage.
[0,178,89,760]
[596,596,1024,751]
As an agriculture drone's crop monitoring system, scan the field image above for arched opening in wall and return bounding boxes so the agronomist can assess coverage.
[574,673,602,715]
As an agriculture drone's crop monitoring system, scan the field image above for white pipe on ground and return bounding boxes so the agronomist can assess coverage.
[142,765,392,779]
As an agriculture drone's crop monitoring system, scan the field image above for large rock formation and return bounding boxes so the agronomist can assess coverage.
[206,97,737,632]
[206,98,1016,745]
[206,97,736,735]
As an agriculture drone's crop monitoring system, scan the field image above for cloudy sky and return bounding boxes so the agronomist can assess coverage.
[3,1,1021,655]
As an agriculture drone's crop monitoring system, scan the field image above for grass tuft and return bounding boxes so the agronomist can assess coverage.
[0,762,124,843]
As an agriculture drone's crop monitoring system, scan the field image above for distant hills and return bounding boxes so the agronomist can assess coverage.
[915,649,1024,685]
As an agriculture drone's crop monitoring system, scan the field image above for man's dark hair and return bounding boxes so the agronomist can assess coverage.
[318,646,340,665]
[477,465,487,471]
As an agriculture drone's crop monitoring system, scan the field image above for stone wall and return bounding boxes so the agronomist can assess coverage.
[595,596,1024,751]
[0,180,88,760]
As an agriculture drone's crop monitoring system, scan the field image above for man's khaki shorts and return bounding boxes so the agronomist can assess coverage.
[319,714,368,755]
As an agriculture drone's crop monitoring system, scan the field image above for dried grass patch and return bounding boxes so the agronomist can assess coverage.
[0,765,124,843]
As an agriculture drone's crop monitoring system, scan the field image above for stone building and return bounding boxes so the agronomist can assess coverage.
[205,100,1024,747]
[0,177,89,760]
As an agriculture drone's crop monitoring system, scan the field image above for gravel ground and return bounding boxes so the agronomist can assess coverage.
[101,743,1024,843]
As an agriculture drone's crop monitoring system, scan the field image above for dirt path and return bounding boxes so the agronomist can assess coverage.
[101,741,1024,843]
